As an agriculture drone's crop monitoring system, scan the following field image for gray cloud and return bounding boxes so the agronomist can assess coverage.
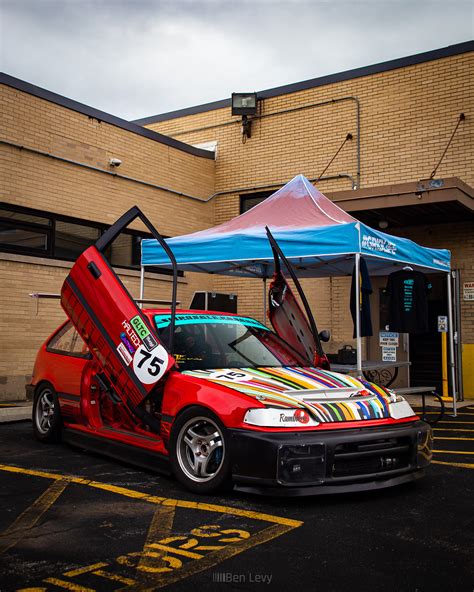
[1,0,472,120]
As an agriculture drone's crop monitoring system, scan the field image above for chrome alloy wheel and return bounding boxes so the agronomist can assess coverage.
[176,416,225,483]
[35,388,55,435]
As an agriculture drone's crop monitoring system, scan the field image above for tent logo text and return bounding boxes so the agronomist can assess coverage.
[361,235,397,255]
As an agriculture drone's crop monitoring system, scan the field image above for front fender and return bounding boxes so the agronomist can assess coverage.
[162,372,264,429]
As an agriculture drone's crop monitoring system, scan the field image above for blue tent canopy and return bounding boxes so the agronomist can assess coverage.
[141,175,450,278]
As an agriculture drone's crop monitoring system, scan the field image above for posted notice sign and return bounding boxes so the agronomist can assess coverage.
[382,346,397,362]
[438,316,448,332]
[379,331,399,346]
[463,282,474,301]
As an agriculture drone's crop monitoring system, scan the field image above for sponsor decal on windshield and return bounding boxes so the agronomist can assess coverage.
[154,314,269,331]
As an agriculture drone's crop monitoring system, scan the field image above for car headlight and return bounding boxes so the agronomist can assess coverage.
[243,407,320,427]
[388,396,416,419]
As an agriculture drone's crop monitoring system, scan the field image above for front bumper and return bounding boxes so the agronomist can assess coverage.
[229,420,432,496]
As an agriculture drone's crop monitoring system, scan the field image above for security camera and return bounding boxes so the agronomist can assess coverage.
[109,158,122,167]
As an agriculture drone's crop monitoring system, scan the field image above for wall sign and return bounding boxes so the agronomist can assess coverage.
[437,316,448,333]
[379,331,399,346]
[463,282,474,301]
[382,346,397,362]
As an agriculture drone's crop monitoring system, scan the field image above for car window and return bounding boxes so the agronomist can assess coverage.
[154,313,307,371]
[47,321,89,357]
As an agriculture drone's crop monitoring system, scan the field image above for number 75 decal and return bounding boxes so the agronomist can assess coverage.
[133,344,169,384]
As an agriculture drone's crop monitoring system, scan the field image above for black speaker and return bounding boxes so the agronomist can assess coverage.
[190,292,237,313]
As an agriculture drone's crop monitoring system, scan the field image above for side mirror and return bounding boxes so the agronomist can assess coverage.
[319,330,331,343]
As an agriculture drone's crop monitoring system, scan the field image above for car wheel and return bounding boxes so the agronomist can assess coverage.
[33,384,62,443]
[170,407,231,494]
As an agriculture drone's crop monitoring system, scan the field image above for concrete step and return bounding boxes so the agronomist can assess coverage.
[0,403,32,423]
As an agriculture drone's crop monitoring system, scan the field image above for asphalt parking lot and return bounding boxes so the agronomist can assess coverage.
[0,406,473,592]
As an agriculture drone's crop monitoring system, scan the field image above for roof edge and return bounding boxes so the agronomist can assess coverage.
[133,40,474,125]
[0,73,215,160]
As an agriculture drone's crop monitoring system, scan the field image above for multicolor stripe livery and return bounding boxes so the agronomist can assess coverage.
[183,366,392,423]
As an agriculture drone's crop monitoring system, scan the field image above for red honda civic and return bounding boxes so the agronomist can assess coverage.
[28,207,432,495]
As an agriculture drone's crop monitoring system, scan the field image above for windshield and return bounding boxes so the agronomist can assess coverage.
[154,313,307,371]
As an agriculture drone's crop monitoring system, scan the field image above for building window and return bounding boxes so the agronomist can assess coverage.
[0,208,52,255]
[240,191,273,214]
[54,220,101,260]
[0,203,178,276]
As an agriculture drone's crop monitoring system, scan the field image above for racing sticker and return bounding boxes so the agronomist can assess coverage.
[116,342,132,366]
[120,332,136,354]
[130,315,159,351]
[122,320,141,349]
[133,343,169,385]
[208,370,254,383]
[131,315,150,339]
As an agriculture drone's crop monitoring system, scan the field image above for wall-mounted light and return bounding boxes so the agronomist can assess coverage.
[109,157,122,167]
[378,220,389,229]
[231,92,258,141]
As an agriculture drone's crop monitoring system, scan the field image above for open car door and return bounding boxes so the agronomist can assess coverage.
[266,227,330,369]
[61,206,177,418]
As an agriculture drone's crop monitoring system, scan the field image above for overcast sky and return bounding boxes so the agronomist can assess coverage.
[1,0,472,121]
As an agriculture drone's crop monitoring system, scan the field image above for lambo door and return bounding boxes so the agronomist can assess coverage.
[61,207,177,414]
[266,227,330,369]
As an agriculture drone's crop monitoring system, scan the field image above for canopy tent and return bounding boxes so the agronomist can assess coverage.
[140,174,455,410]
[141,175,450,278]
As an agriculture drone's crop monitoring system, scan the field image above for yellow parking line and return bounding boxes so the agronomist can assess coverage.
[92,570,136,585]
[147,543,203,560]
[63,563,108,577]
[133,504,176,581]
[43,578,95,591]
[0,464,304,591]
[416,411,474,416]
[0,478,69,554]
[436,421,474,425]
[433,450,474,455]
[0,464,303,528]
[432,460,474,469]
[139,523,294,590]
[433,428,474,432]
[434,436,474,441]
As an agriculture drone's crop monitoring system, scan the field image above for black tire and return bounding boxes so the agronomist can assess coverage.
[169,406,231,494]
[32,384,62,443]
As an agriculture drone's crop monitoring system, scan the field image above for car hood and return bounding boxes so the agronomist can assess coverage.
[182,366,412,423]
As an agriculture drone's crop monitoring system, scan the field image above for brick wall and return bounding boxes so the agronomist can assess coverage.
[1,48,472,399]
[146,49,473,392]
[0,84,216,399]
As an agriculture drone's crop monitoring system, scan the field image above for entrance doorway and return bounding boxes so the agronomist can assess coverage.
[409,274,447,392]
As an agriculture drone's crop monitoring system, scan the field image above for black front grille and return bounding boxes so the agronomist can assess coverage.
[278,444,326,484]
[332,436,412,478]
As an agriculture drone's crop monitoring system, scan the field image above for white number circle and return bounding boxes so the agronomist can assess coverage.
[133,344,169,384]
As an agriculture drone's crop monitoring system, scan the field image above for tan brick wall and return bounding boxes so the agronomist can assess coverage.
[146,50,473,364]
[0,84,216,398]
[150,53,473,200]
[0,85,216,235]
[1,50,473,398]
[0,254,215,400]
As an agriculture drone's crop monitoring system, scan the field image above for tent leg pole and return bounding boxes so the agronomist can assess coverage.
[263,277,267,322]
[355,253,362,378]
[139,265,145,309]
[447,272,457,417]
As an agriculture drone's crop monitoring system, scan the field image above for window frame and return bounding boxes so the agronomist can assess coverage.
[0,202,181,277]
[239,190,273,214]
[46,321,92,359]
